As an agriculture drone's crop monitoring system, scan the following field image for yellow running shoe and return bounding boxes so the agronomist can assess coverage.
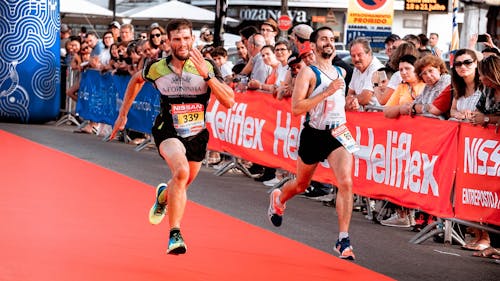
[148,183,167,225]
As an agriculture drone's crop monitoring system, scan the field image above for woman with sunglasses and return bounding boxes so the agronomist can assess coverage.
[148,26,165,59]
[450,49,482,121]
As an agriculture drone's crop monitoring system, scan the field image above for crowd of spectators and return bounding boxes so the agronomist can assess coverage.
[59,19,499,259]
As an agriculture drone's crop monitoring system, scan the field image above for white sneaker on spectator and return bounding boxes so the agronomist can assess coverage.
[381,213,411,227]
[263,177,281,187]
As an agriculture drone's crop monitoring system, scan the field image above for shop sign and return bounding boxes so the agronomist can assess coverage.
[239,8,308,23]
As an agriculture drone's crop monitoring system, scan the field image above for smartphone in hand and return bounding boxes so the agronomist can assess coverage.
[477,34,488,43]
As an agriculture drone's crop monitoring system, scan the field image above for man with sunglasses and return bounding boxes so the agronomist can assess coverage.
[109,19,234,255]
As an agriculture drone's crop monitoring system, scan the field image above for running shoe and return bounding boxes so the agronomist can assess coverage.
[148,183,167,225]
[167,231,187,255]
[334,237,355,260]
[268,188,285,227]
[380,213,410,228]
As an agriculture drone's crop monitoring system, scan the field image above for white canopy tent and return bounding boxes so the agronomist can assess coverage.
[121,0,238,25]
[60,0,114,17]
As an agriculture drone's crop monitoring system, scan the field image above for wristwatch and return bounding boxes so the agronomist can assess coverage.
[483,116,490,125]
[204,72,214,82]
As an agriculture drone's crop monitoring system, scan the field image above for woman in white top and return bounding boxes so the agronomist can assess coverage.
[450,49,482,121]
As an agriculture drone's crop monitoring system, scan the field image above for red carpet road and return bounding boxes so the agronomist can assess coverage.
[0,130,393,281]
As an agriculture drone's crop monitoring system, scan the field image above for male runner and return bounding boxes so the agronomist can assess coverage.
[110,19,234,255]
[267,26,357,260]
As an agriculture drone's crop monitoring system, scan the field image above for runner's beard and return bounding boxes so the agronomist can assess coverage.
[173,47,191,61]
[319,44,334,59]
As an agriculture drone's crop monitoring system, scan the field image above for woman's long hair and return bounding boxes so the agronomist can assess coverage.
[451,48,481,98]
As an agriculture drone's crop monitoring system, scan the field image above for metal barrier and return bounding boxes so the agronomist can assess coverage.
[56,66,80,127]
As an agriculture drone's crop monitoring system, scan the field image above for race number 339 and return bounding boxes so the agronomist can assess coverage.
[172,103,205,137]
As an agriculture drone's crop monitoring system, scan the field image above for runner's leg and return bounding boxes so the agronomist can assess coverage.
[327,147,353,232]
[159,138,200,230]
[279,158,317,204]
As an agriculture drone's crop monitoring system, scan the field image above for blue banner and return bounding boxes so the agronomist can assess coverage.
[346,29,392,50]
[0,0,60,123]
[77,70,160,134]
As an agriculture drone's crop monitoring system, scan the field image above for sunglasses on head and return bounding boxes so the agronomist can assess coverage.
[150,33,162,38]
[453,59,474,68]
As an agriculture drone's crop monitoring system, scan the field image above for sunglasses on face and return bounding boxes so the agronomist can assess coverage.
[150,33,162,38]
[453,59,474,68]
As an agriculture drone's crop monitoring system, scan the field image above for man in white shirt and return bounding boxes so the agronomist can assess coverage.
[346,38,384,111]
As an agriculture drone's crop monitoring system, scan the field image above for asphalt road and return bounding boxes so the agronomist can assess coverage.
[1,122,498,281]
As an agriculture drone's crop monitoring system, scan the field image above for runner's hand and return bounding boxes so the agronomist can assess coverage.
[325,78,344,97]
[189,47,209,79]
[109,115,127,141]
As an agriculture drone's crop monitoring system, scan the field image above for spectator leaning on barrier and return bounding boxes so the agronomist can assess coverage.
[99,31,114,67]
[449,49,482,122]
[85,31,105,69]
[471,54,500,127]
[273,40,292,88]
[378,42,418,105]
[241,33,272,85]
[109,19,234,255]
[410,54,451,117]
[383,55,425,118]
[346,37,384,111]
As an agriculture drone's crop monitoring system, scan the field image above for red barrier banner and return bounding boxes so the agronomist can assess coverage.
[348,113,458,218]
[454,123,500,225]
[206,91,459,218]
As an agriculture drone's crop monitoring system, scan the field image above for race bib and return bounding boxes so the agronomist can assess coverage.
[171,103,205,138]
[331,124,359,153]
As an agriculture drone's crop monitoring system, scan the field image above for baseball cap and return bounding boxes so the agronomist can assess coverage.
[262,18,278,32]
[109,21,120,29]
[291,24,313,41]
[60,24,70,33]
[287,53,301,67]
[298,41,312,58]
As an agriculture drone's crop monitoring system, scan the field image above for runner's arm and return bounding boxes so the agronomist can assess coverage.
[109,71,146,140]
[207,78,235,108]
[291,67,342,116]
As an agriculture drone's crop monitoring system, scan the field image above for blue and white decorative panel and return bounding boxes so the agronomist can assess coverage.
[0,0,60,123]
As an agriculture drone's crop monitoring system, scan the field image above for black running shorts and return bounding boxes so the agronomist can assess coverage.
[151,116,209,162]
[298,123,343,165]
